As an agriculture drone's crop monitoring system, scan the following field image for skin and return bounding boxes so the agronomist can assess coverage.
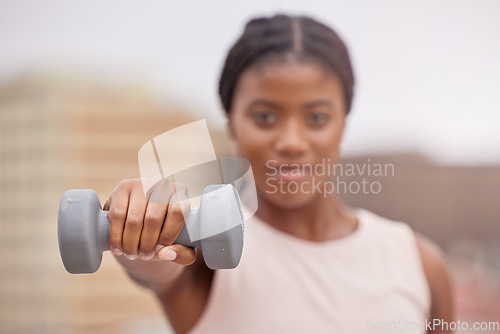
[105,59,454,334]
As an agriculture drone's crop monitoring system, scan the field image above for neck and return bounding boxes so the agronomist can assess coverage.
[255,192,358,242]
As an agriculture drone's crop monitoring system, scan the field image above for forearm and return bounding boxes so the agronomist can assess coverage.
[114,254,185,294]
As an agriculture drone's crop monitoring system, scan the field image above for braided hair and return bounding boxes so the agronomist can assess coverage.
[219,14,355,114]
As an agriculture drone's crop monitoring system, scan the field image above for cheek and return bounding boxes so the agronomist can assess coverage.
[237,136,271,169]
[232,117,270,164]
[231,120,275,190]
[309,123,344,157]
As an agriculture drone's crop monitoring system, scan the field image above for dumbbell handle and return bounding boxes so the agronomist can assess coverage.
[94,207,202,254]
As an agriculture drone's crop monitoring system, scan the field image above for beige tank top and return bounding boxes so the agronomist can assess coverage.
[189,208,431,334]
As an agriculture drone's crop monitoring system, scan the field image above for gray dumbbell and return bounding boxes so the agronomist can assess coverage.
[58,184,244,274]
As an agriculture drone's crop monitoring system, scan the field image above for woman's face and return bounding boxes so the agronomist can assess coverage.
[228,60,347,209]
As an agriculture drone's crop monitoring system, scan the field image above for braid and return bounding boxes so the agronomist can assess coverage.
[218,14,355,114]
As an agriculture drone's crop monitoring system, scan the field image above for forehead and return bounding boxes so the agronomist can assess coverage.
[233,60,344,104]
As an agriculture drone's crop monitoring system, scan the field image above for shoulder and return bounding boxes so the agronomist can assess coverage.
[364,210,455,322]
[413,231,455,322]
[360,210,452,299]
[413,232,449,289]
[414,232,446,271]
[363,209,451,297]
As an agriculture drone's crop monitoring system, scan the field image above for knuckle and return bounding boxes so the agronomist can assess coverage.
[131,178,145,190]
[119,178,143,192]
[148,179,174,204]
[109,207,127,222]
[117,179,132,189]
[179,199,191,216]
[168,204,186,222]
[126,214,143,229]
[145,209,164,224]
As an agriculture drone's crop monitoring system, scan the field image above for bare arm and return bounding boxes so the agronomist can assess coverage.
[415,232,455,334]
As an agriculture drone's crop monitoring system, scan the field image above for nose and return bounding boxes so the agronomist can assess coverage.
[274,118,308,158]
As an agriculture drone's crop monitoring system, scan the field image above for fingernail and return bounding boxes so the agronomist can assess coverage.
[139,252,154,261]
[155,244,165,253]
[159,248,176,261]
[112,248,123,256]
[124,253,138,260]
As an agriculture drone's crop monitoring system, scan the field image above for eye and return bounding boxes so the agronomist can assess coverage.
[306,113,329,125]
[252,111,277,125]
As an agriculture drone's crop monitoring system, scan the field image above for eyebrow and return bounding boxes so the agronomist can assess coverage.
[248,100,281,109]
[248,99,334,110]
[302,100,334,109]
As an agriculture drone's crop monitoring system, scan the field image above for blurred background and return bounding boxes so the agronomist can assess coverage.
[0,0,499,333]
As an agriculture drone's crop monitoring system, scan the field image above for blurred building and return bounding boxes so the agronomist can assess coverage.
[339,154,500,259]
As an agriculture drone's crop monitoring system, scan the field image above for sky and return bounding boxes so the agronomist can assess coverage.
[1,0,499,165]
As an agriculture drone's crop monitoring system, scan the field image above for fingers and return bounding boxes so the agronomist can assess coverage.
[137,178,174,260]
[157,183,191,248]
[106,178,195,266]
[121,185,148,259]
[157,244,197,266]
[107,183,130,256]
